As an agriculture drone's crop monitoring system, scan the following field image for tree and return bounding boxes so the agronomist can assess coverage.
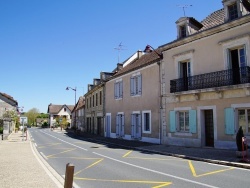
[25,108,40,126]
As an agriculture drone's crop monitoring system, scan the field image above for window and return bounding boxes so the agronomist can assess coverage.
[179,25,186,38]
[90,97,91,108]
[100,91,102,105]
[169,109,196,134]
[178,111,189,132]
[96,93,98,106]
[228,3,238,20]
[179,61,191,91]
[114,80,123,99]
[142,111,151,133]
[130,74,142,96]
[93,95,95,107]
[238,109,250,135]
[86,98,88,109]
[64,108,66,112]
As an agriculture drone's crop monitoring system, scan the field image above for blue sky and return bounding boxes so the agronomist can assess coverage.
[0,0,223,113]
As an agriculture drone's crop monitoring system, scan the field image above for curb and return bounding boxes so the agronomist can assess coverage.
[28,131,64,188]
[81,136,250,170]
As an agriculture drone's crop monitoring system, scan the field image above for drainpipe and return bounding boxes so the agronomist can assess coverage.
[157,60,163,144]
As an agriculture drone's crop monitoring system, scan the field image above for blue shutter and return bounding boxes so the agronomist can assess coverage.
[114,83,117,99]
[225,108,235,135]
[131,114,134,138]
[138,75,142,95]
[121,114,125,137]
[138,114,142,139]
[116,115,119,136]
[120,81,123,98]
[169,111,176,132]
[189,110,197,133]
[130,77,134,96]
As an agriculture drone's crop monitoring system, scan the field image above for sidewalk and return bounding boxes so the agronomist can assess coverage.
[0,131,63,188]
[61,129,250,170]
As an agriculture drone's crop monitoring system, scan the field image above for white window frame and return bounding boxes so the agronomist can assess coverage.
[223,0,241,21]
[232,103,250,136]
[142,110,151,134]
[173,50,194,79]
[220,35,250,70]
[130,72,142,96]
[114,79,123,99]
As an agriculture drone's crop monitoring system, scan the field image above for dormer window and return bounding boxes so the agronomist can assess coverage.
[228,2,238,20]
[223,0,250,22]
[176,17,203,39]
[179,25,187,38]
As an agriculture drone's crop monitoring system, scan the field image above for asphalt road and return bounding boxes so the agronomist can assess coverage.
[29,128,250,188]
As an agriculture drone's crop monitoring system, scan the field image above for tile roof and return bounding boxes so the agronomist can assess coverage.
[73,97,85,112]
[111,49,162,79]
[47,104,74,114]
[0,92,18,105]
[199,9,225,31]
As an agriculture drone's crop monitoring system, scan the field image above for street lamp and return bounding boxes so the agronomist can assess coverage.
[66,87,77,129]
[143,44,163,59]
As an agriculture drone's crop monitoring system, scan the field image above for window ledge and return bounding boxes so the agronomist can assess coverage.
[174,132,192,136]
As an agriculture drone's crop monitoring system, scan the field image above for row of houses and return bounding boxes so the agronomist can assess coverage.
[48,0,250,149]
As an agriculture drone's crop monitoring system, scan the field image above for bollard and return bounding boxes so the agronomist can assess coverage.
[64,163,74,188]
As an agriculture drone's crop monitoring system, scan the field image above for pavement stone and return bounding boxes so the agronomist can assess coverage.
[0,131,63,188]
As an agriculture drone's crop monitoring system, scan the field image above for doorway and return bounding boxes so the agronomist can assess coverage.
[204,110,214,147]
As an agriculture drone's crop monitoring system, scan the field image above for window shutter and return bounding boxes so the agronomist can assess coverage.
[189,110,197,133]
[169,111,176,132]
[116,115,119,136]
[138,114,142,139]
[131,114,134,138]
[121,114,125,137]
[138,75,142,95]
[224,108,235,135]
[105,115,110,137]
[130,77,134,96]
[120,81,123,98]
[114,83,117,99]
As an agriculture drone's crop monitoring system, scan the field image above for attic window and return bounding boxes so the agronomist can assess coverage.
[228,3,238,20]
[64,108,66,112]
[179,25,187,38]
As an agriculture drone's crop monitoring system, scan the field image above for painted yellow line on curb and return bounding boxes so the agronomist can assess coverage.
[188,160,235,177]
[47,148,76,158]
[74,177,172,187]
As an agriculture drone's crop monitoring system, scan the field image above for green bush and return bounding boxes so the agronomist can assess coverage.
[0,127,3,134]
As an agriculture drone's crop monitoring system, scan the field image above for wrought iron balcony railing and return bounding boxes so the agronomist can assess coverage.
[170,66,250,93]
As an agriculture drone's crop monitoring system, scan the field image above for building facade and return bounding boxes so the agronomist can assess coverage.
[105,50,162,144]
[161,0,250,149]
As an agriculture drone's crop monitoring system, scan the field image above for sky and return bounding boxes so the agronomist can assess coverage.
[0,0,223,113]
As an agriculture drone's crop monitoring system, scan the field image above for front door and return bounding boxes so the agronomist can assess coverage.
[97,117,101,135]
[204,110,214,147]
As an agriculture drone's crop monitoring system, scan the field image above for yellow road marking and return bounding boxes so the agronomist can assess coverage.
[74,159,103,176]
[123,150,185,161]
[123,150,133,157]
[37,143,61,148]
[188,160,235,177]
[47,148,76,158]
[74,177,172,187]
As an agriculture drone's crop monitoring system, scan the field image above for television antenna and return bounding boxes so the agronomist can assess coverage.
[114,42,127,63]
[177,4,192,17]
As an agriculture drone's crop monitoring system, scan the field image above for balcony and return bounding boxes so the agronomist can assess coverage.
[170,66,250,93]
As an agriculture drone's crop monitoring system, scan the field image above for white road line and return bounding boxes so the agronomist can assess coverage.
[93,152,219,188]
[40,152,48,160]
[42,131,88,151]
